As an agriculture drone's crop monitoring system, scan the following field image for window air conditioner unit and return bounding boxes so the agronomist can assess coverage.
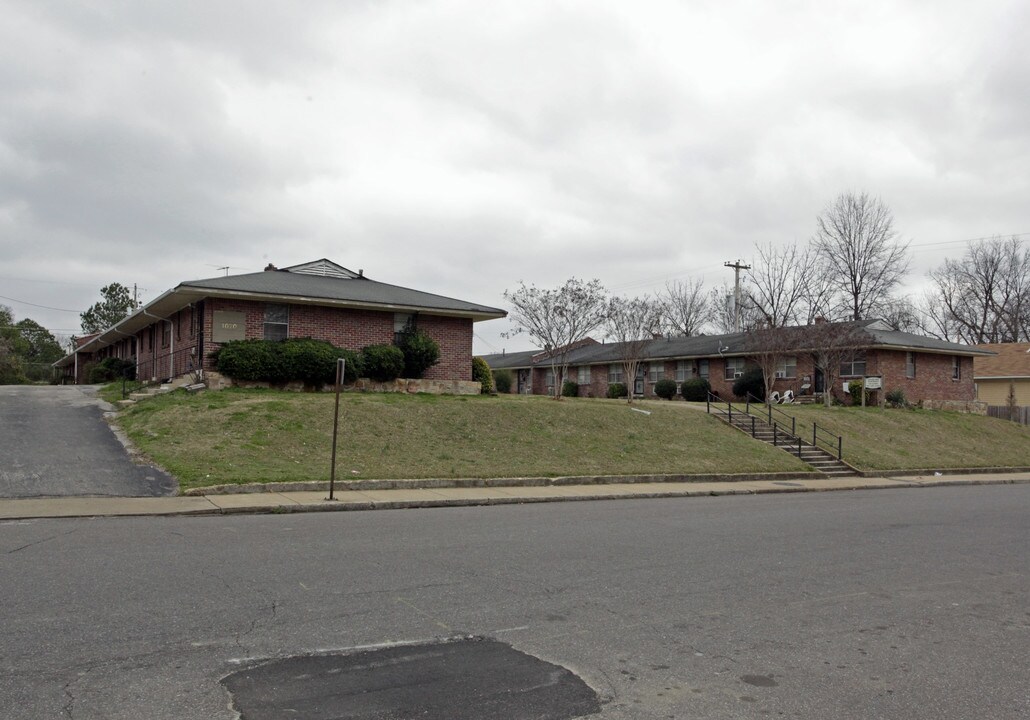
[734,372,744,378]
[774,371,786,378]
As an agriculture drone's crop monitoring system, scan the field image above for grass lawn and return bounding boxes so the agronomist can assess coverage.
[113,390,811,490]
[782,403,1030,471]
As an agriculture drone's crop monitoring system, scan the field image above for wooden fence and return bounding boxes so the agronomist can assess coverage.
[987,405,1030,425]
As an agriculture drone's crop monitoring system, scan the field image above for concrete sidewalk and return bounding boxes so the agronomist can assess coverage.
[0,472,1027,520]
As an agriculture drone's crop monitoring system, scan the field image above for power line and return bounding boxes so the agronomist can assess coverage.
[0,294,81,313]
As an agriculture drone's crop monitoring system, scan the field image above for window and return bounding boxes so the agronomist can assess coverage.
[608,364,623,384]
[264,303,289,341]
[840,351,866,378]
[698,359,709,380]
[577,366,590,385]
[394,313,414,343]
[724,357,745,380]
[161,322,170,348]
[952,356,961,380]
[648,362,662,383]
[774,355,797,379]
[545,370,555,395]
[676,360,689,382]
[906,352,916,379]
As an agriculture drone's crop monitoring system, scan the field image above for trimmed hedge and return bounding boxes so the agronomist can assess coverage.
[472,356,493,393]
[562,380,579,397]
[361,344,405,382]
[654,378,678,400]
[680,377,711,401]
[214,339,361,386]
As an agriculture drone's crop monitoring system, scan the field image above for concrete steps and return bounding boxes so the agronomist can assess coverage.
[714,409,859,477]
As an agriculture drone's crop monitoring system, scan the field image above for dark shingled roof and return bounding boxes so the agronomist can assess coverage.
[481,319,991,369]
[180,266,505,318]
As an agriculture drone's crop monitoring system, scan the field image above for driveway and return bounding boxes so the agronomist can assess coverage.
[0,385,174,498]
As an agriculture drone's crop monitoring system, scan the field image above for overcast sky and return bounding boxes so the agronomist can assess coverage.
[2,0,1027,354]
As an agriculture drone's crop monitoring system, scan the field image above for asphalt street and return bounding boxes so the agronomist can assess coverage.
[0,485,1027,719]
[0,385,173,497]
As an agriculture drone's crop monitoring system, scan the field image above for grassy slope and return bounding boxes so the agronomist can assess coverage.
[784,404,1030,471]
[115,390,809,489]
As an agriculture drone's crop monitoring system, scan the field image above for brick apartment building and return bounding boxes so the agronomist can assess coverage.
[482,319,992,405]
[55,259,506,385]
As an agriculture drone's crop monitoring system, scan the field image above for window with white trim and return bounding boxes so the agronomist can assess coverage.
[952,356,961,379]
[264,304,289,341]
[906,352,916,378]
[775,355,797,379]
[676,360,689,382]
[608,364,623,384]
[840,351,866,378]
[577,365,590,385]
[724,357,745,380]
[648,362,662,383]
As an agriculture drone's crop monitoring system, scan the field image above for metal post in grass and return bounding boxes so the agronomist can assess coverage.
[327,358,345,501]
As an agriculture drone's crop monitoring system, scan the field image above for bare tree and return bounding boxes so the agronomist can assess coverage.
[503,278,608,400]
[878,296,921,333]
[660,278,710,336]
[604,295,664,404]
[796,321,868,407]
[925,236,1030,343]
[709,283,761,335]
[813,192,910,320]
[746,325,806,402]
[745,241,819,328]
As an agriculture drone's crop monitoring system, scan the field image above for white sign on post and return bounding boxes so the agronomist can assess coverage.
[864,376,882,390]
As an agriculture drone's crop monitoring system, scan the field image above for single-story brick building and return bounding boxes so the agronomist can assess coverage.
[483,319,993,405]
[56,259,506,385]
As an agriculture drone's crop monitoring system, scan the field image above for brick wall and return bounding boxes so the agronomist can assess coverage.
[873,350,975,402]
[201,299,474,382]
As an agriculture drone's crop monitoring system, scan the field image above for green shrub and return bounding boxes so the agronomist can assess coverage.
[885,388,907,408]
[848,379,864,403]
[606,382,628,399]
[562,380,579,397]
[87,357,136,384]
[361,344,405,382]
[654,378,678,400]
[732,366,764,400]
[397,328,440,378]
[215,340,286,383]
[214,339,361,386]
[680,377,711,401]
[472,356,493,393]
[493,369,513,394]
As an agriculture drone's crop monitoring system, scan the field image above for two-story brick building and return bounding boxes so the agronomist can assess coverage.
[56,259,506,386]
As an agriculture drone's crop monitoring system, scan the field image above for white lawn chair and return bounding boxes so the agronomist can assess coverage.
[780,390,794,404]
[768,391,781,404]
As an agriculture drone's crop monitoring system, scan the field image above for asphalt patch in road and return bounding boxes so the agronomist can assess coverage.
[222,637,601,719]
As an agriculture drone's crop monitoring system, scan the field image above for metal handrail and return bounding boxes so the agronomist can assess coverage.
[708,392,801,444]
[746,392,797,437]
[811,422,843,460]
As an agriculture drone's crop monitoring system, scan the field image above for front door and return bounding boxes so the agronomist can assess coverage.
[634,366,645,396]
[518,369,531,394]
[814,367,824,393]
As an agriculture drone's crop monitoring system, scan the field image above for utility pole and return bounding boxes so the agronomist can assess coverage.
[724,260,751,332]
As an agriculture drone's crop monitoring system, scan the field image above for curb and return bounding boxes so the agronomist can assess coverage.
[2,475,1027,521]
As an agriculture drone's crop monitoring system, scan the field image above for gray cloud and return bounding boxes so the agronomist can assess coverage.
[1,0,1027,353]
